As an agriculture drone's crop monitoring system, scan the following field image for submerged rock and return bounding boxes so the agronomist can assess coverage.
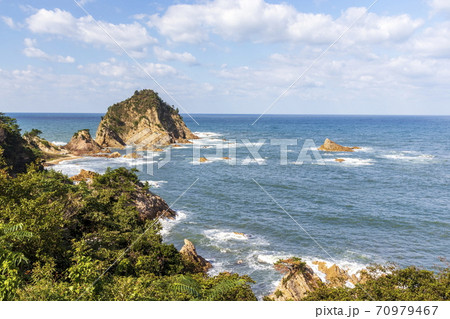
[199,157,208,163]
[180,239,212,273]
[123,152,143,159]
[335,158,345,163]
[318,138,356,152]
[95,89,198,150]
[64,129,103,155]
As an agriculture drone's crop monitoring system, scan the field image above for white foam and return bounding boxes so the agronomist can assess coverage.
[241,158,267,165]
[141,180,168,188]
[204,229,250,242]
[382,151,434,162]
[323,158,374,166]
[194,131,223,138]
[51,141,67,146]
[160,210,188,237]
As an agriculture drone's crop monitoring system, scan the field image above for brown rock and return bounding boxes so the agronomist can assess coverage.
[223,157,231,160]
[109,152,121,158]
[70,169,99,182]
[152,148,164,152]
[269,260,321,301]
[318,138,356,152]
[133,185,176,220]
[64,129,103,155]
[172,144,181,148]
[95,89,198,150]
[335,158,345,163]
[233,232,246,237]
[180,239,212,273]
[123,152,143,159]
[199,157,208,163]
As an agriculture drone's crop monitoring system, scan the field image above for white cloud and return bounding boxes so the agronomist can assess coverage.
[23,38,75,63]
[26,8,157,56]
[429,0,450,13]
[149,0,422,45]
[1,16,17,29]
[78,59,178,78]
[153,46,196,64]
[409,22,450,57]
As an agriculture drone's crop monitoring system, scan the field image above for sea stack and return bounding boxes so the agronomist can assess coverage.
[318,138,357,152]
[95,89,198,150]
[64,129,103,155]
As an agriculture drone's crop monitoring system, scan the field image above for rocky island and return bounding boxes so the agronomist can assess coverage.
[95,89,198,150]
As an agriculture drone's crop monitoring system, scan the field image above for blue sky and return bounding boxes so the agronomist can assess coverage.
[1,0,450,114]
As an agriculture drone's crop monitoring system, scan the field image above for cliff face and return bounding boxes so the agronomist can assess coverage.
[95,90,198,150]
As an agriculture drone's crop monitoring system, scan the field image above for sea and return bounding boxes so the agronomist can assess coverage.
[9,113,450,298]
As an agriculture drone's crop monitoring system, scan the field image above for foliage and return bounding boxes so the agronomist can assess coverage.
[23,129,43,138]
[0,113,38,175]
[274,257,307,274]
[303,264,450,301]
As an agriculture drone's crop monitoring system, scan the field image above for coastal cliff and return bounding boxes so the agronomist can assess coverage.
[95,89,198,150]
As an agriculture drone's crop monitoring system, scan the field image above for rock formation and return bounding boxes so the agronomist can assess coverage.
[123,152,143,159]
[23,134,68,157]
[268,259,321,301]
[95,89,198,150]
[199,157,208,163]
[312,261,354,287]
[132,184,177,220]
[318,138,358,152]
[180,239,212,273]
[64,129,104,155]
[335,158,345,163]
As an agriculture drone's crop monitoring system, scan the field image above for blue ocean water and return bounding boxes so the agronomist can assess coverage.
[10,113,450,297]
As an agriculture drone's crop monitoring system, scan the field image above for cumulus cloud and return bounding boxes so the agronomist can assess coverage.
[149,0,422,45]
[23,38,75,63]
[153,46,196,64]
[26,8,157,56]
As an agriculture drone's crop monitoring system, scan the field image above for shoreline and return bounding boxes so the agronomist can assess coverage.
[43,155,83,166]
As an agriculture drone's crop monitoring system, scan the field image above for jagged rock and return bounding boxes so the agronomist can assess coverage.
[152,148,164,152]
[24,135,68,156]
[269,259,321,301]
[180,239,212,273]
[318,138,356,152]
[108,152,122,158]
[95,89,198,150]
[70,169,99,182]
[132,185,176,220]
[223,157,231,160]
[123,152,143,159]
[199,157,208,162]
[312,261,362,287]
[64,129,103,155]
[335,158,345,163]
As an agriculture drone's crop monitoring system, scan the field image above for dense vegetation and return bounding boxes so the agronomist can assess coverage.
[0,114,255,301]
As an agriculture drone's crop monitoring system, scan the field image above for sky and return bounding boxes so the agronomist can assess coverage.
[1,0,450,115]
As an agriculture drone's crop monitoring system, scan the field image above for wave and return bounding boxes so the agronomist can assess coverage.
[193,131,223,139]
[51,141,67,146]
[204,229,250,242]
[141,180,168,188]
[323,158,374,166]
[381,151,434,162]
[160,210,188,237]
